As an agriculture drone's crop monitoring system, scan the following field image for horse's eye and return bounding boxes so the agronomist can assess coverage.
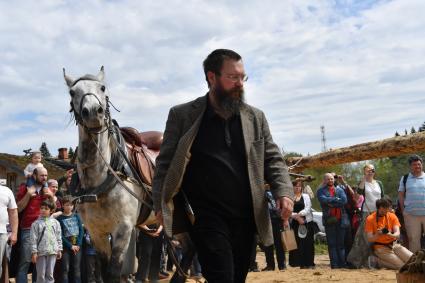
[69,90,76,97]
[101,85,106,92]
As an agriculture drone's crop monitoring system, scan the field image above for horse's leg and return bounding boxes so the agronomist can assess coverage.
[107,223,134,283]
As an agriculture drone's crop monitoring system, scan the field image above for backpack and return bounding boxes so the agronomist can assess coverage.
[395,174,409,239]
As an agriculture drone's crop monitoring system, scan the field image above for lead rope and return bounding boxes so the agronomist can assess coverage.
[89,134,188,277]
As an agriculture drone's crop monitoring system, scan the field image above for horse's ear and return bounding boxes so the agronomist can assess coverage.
[63,68,74,88]
[97,66,105,81]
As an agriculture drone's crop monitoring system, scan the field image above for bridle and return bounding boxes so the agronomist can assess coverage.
[69,78,115,135]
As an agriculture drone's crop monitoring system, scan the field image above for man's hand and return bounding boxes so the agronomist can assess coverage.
[31,253,37,264]
[155,210,164,226]
[276,196,294,226]
[9,232,17,245]
[27,186,36,197]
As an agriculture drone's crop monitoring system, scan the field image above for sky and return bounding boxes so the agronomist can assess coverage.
[0,0,424,157]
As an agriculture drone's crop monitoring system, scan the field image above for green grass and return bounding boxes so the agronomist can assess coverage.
[315,243,328,254]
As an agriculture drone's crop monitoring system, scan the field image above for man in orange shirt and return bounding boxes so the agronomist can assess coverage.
[365,198,412,269]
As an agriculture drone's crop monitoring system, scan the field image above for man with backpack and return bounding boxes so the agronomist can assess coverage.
[398,154,425,253]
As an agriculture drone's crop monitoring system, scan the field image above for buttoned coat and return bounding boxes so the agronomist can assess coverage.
[152,94,293,246]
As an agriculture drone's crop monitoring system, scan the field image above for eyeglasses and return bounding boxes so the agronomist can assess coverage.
[220,73,249,83]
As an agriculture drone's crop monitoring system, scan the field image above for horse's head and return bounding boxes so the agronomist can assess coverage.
[63,66,110,133]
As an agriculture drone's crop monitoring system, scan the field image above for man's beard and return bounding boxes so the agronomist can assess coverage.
[36,178,44,186]
[214,81,245,116]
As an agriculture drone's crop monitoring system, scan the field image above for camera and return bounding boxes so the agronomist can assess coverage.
[381,228,389,234]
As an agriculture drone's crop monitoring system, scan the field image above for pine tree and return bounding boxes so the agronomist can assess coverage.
[68,147,74,159]
[419,122,425,132]
[395,131,400,136]
[39,142,51,158]
[404,129,408,135]
[411,127,417,134]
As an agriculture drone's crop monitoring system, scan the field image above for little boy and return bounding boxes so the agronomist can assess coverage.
[57,196,84,283]
[24,151,48,190]
[30,198,63,283]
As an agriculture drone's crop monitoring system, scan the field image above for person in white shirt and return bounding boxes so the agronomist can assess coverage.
[0,184,18,277]
[358,164,384,217]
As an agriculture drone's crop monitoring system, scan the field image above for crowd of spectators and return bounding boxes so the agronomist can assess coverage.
[1,152,425,282]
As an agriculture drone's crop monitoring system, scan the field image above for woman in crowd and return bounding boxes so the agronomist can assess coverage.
[358,164,384,216]
[347,164,384,268]
[289,179,315,269]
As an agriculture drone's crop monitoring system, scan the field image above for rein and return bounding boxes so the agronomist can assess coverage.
[71,77,187,277]
[89,134,154,209]
[88,131,187,277]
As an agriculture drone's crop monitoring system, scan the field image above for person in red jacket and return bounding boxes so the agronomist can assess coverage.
[16,167,51,283]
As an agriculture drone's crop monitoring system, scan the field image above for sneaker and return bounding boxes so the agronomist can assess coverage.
[261,266,275,271]
[159,271,170,277]
[158,273,168,280]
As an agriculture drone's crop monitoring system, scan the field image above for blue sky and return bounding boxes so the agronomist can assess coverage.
[0,0,424,156]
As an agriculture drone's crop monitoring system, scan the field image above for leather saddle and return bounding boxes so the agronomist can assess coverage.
[120,127,163,185]
[120,127,163,226]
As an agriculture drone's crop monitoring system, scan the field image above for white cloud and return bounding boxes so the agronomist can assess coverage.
[0,0,424,157]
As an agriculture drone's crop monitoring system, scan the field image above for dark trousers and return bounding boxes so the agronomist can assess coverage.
[62,249,82,283]
[325,224,346,268]
[189,213,256,283]
[344,222,353,261]
[86,255,102,283]
[136,231,162,282]
[263,218,286,270]
[289,221,315,268]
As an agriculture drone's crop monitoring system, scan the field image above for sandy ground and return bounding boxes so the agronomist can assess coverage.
[12,253,397,283]
[185,254,397,283]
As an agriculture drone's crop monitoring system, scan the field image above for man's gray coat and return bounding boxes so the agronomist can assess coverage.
[152,95,293,246]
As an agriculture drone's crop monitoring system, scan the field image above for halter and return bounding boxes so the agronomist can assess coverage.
[69,77,115,135]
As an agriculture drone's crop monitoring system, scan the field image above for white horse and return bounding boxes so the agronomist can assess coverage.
[63,67,155,282]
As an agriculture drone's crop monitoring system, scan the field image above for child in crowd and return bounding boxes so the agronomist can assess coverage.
[30,198,63,283]
[352,187,365,236]
[84,229,103,283]
[57,196,84,283]
[24,151,48,190]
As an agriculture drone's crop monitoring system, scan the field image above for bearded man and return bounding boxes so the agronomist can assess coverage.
[16,167,50,283]
[152,49,294,283]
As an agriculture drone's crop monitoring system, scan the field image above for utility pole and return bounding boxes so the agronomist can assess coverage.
[320,125,327,152]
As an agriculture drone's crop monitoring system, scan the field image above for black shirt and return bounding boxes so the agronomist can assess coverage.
[293,196,305,213]
[181,100,253,219]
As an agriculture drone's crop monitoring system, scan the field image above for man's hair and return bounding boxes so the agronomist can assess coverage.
[62,195,74,205]
[376,198,391,209]
[41,197,56,211]
[33,167,47,181]
[203,49,242,87]
[408,154,423,165]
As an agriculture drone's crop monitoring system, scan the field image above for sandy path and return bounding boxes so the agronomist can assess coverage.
[185,254,397,283]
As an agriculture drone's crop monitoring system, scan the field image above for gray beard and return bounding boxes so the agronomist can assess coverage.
[214,85,246,116]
